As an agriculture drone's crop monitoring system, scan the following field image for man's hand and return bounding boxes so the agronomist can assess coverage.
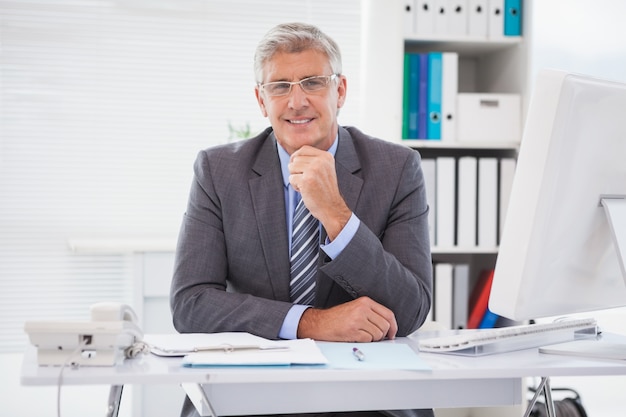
[296,296,398,342]
[288,146,351,241]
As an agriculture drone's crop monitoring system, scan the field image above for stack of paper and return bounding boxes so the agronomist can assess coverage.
[145,333,431,370]
[144,332,328,367]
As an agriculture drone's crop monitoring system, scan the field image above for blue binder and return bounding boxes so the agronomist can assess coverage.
[427,52,442,140]
[504,0,521,36]
[479,308,500,329]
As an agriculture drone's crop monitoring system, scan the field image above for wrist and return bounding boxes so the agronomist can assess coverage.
[321,205,352,241]
[296,307,319,339]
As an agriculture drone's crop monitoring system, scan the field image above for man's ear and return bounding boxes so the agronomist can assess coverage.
[255,86,268,117]
[336,75,347,109]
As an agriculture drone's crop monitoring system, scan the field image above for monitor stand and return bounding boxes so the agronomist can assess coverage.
[539,336,626,360]
[602,196,626,281]
[540,197,626,361]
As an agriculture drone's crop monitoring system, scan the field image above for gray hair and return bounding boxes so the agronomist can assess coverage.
[254,22,342,84]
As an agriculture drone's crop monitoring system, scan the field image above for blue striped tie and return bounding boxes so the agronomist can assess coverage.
[290,199,319,305]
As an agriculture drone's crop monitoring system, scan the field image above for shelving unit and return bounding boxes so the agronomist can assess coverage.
[359,1,531,140]
[361,6,532,417]
[361,3,530,414]
[361,0,529,306]
[361,0,529,337]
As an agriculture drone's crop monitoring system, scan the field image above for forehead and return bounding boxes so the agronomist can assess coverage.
[263,49,331,82]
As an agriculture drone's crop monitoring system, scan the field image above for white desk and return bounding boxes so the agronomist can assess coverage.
[21,333,626,417]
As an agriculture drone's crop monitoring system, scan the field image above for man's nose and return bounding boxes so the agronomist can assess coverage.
[287,83,309,108]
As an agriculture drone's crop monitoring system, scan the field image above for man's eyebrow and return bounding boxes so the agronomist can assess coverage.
[267,74,318,83]
[265,77,289,83]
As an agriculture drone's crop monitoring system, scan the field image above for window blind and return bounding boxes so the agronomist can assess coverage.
[0,0,362,352]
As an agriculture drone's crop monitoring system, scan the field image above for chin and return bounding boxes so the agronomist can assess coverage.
[282,130,317,145]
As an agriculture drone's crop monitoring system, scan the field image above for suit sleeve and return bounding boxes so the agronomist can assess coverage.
[319,149,433,337]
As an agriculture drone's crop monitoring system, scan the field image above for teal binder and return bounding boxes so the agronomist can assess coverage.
[427,52,442,140]
[402,53,411,139]
[407,53,421,139]
[504,0,521,36]
[417,53,429,139]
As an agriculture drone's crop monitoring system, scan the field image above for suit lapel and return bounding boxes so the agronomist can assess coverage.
[334,127,363,211]
[249,134,291,302]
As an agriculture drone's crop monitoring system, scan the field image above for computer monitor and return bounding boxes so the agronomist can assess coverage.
[489,69,626,326]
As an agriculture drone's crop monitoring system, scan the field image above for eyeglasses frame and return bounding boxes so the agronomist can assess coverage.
[258,74,340,97]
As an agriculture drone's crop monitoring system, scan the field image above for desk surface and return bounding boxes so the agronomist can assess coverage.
[21,332,626,415]
[21,332,626,386]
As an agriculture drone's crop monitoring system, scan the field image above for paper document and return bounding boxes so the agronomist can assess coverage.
[146,332,287,357]
[182,338,328,367]
[144,333,328,366]
[318,342,432,371]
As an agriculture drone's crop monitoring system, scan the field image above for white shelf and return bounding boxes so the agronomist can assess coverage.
[402,139,519,150]
[404,36,522,55]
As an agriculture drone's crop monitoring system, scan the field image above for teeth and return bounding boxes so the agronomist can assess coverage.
[290,119,311,124]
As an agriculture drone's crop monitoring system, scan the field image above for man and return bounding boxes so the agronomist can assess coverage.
[171,22,433,417]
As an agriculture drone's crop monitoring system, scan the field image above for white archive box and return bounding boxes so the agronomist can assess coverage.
[456,93,521,143]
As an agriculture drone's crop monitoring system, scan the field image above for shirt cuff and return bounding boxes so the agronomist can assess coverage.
[320,213,360,260]
[278,304,311,340]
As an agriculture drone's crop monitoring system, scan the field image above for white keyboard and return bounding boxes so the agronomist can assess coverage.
[418,318,599,356]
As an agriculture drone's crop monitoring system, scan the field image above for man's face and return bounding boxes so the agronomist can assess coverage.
[255,49,347,155]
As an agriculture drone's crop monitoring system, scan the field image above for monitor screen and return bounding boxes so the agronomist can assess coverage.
[489,69,626,322]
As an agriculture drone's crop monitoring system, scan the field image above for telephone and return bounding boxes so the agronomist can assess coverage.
[24,302,146,366]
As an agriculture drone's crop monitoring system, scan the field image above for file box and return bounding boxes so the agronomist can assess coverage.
[456,93,521,143]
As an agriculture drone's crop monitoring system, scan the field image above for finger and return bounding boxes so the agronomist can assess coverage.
[289,152,319,171]
[367,301,398,340]
[290,145,320,159]
[385,317,398,340]
[364,326,385,342]
[366,314,392,341]
[289,178,299,192]
[289,171,307,191]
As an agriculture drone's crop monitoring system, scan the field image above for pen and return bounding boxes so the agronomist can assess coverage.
[352,347,365,361]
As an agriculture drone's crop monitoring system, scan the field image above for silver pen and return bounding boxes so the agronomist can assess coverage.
[352,347,366,361]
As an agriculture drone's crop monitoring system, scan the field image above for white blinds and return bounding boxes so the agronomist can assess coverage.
[0,0,362,352]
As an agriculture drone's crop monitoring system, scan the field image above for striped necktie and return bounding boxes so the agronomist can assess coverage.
[289,198,319,305]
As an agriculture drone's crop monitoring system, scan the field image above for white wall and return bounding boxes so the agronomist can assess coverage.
[530,0,626,84]
[1,1,362,415]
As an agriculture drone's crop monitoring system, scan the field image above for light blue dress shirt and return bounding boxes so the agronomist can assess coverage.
[276,136,360,339]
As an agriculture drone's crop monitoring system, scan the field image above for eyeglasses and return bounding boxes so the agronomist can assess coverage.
[259,74,339,97]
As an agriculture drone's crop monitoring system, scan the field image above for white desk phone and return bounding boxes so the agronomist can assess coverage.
[24,302,146,366]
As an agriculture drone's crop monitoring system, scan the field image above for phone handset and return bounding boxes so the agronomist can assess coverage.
[90,302,146,358]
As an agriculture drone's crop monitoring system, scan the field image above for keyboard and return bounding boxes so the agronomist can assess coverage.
[418,317,599,356]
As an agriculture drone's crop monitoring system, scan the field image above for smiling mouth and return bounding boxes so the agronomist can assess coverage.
[288,118,313,124]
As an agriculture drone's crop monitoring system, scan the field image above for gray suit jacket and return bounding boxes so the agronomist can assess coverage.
[171,125,432,338]
[171,126,434,417]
